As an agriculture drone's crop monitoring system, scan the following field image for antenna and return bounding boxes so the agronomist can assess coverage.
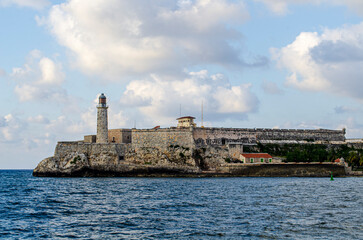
[134,120,136,129]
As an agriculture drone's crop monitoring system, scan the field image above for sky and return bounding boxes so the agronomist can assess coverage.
[1,0,363,169]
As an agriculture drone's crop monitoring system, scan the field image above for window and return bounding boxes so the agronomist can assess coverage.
[112,137,115,143]
[269,158,272,163]
[261,158,264,162]
[250,158,254,163]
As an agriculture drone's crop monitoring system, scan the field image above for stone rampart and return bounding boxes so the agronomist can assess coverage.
[193,127,345,147]
[108,129,132,143]
[193,128,257,147]
[132,128,194,150]
[55,141,127,164]
[256,128,345,141]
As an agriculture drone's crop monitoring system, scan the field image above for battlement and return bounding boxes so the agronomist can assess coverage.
[193,127,345,147]
[128,126,345,150]
[132,127,194,149]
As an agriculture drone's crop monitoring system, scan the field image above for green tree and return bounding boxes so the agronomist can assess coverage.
[347,151,359,167]
[360,156,363,166]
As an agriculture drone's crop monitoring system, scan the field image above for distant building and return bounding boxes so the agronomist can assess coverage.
[108,129,132,143]
[240,153,272,163]
[177,116,196,128]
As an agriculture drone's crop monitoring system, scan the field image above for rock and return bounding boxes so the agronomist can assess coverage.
[33,141,347,177]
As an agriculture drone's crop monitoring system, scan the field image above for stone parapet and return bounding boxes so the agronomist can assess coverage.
[193,127,345,147]
[132,128,194,150]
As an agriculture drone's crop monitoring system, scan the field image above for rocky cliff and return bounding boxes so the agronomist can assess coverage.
[33,141,347,177]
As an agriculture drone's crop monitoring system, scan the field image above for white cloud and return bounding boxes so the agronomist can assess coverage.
[0,114,27,142]
[262,80,284,95]
[27,115,50,124]
[43,95,128,136]
[121,70,259,126]
[256,0,363,16]
[254,0,327,15]
[0,68,5,77]
[38,57,64,85]
[45,0,251,79]
[11,50,66,102]
[0,0,49,10]
[337,117,363,138]
[334,106,356,114]
[272,22,363,100]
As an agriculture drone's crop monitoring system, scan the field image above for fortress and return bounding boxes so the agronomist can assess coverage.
[33,93,351,177]
[85,93,345,149]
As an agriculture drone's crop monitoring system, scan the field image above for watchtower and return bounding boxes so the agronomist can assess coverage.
[96,93,108,143]
[177,116,196,128]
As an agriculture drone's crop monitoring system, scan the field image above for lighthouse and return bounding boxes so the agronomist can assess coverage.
[96,93,108,143]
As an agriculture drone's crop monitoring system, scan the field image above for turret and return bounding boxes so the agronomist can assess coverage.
[96,93,108,143]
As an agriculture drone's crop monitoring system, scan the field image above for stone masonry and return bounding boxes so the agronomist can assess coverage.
[108,129,132,143]
[132,128,195,150]
[193,127,345,147]
[97,106,108,143]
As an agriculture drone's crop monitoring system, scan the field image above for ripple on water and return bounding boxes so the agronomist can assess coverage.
[0,172,362,239]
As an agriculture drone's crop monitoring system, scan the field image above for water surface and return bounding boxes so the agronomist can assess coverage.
[0,170,362,239]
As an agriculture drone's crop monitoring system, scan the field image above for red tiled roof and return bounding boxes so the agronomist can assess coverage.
[334,158,340,162]
[241,153,272,158]
[177,116,195,120]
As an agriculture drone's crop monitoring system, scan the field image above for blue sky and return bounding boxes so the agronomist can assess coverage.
[1,0,363,169]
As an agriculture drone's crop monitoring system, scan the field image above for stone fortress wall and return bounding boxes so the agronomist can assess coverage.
[131,128,195,150]
[33,93,353,177]
[55,141,127,165]
[107,126,346,149]
[108,129,132,143]
[193,127,345,147]
[255,128,345,141]
[193,128,257,147]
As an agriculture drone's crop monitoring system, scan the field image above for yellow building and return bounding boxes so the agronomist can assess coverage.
[177,116,196,128]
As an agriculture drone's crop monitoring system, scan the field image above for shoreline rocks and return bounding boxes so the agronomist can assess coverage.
[33,141,348,177]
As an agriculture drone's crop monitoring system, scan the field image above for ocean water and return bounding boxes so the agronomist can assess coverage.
[0,170,362,239]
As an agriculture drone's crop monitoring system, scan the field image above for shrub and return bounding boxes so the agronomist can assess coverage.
[70,156,81,164]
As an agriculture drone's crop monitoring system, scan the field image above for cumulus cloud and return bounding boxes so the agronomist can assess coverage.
[11,50,67,102]
[337,117,363,138]
[272,22,363,100]
[120,70,259,126]
[254,0,303,15]
[44,0,255,79]
[0,0,49,10]
[27,115,50,124]
[262,80,284,95]
[0,114,27,142]
[0,68,5,77]
[43,94,129,136]
[255,0,363,16]
[334,105,357,114]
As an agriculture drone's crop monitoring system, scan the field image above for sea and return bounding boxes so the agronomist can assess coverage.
[0,170,362,239]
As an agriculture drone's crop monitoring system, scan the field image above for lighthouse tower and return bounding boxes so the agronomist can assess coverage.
[96,93,108,143]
